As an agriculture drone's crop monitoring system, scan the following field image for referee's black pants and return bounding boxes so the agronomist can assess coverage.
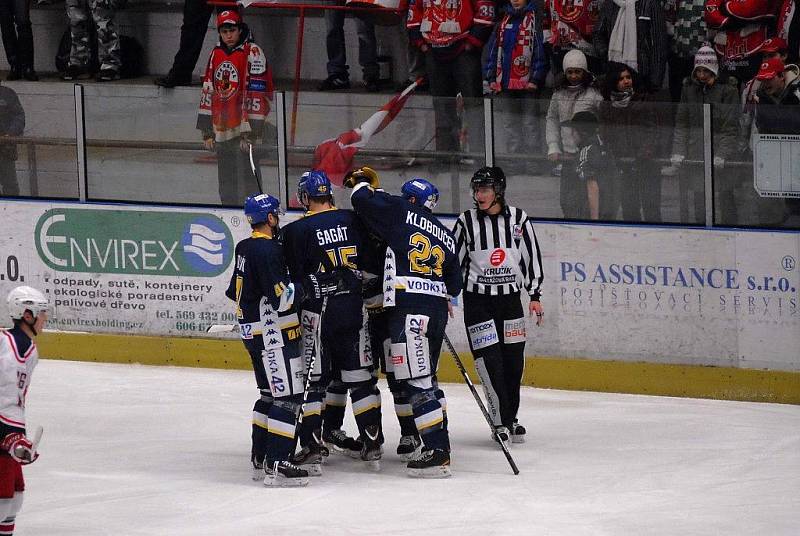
[463,291,526,430]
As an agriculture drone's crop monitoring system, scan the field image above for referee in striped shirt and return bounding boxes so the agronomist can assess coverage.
[453,166,544,445]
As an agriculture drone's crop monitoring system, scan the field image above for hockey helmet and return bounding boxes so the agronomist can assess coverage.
[401,178,439,211]
[244,193,281,225]
[297,170,333,205]
[7,286,49,320]
[470,166,507,198]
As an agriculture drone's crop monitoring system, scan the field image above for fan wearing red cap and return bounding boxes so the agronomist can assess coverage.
[197,9,275,206]
[753,54,800,134]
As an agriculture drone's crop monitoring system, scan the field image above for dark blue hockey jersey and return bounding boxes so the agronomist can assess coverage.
[350,184,462,309]
[282,208,366,305]
[225,231,299,345]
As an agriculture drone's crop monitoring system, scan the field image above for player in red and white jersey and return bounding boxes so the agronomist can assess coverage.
[196,10,274,207]
[0,286,49,536]
[453,167,544,447]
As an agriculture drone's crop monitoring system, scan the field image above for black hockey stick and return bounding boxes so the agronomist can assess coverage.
[248,142,264,194]
[442,332,520,475]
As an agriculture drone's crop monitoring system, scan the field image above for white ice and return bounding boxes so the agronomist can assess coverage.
[17,360,800,536]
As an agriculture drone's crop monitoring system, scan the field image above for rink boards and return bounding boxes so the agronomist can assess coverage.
[1,199,798,404]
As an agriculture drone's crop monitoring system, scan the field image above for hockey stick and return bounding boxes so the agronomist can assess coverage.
[292,296,326,454]
[442,332,520,475]
[30,425,43,452]
[248,142,264,194]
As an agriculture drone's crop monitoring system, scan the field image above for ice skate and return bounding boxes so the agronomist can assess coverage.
[359,425,383,471]
[493,426,511,448]
[263,460,309,487]
[290,445,324,477]
[407,448,451,478]
[251,456,265,482]
[396,434,422,462]
[511,420,526,444]
[323,428,363,459]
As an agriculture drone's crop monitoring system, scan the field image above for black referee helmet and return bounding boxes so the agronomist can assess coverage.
[471,166,507,199]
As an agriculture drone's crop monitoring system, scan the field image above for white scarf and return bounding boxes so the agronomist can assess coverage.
[608,0,638,72]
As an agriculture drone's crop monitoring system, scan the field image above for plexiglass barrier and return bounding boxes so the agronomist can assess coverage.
[713,102,800,229]
[81,85,279,206]
[0,84,79,199]
[1,84,798,231]
[288,92,486,214]
[492,96,707,225]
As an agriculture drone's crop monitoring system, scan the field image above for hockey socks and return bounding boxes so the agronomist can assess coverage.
[251,392,273,465]
[322,381,348,431]
[298,383,325,448]
[408,388,450,453]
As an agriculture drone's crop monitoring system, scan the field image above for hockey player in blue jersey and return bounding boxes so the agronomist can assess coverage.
[225,193,309,487]
[361,225,424,462]
[345,168,462,477]
[282,170,384,472]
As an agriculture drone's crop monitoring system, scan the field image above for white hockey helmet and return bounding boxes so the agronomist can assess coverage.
[7,286,50,320]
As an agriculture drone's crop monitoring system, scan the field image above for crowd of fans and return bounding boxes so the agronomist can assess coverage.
[1,0,799,223]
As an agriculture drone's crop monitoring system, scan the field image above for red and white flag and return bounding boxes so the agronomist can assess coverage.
[312,78,421,186]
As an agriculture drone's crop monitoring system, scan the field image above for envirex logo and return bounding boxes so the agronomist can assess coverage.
[34,208,233,276]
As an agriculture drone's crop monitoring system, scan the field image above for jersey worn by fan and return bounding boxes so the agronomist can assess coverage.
[197,36,274,143]
[225,232,299,345]
[0,327,37,440]
[350,183,462,310]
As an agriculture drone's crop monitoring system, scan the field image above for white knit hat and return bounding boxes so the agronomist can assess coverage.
[693,45,719,77]
[563,49,588,72]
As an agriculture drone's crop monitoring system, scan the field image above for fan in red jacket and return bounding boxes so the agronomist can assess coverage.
[407,0,496,154]
[197,10,274,207]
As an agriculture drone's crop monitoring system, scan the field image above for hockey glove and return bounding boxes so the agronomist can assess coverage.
[1,432,38,464]
[303,273,340,300]
[303,268,362,299]
[343,166,380,189]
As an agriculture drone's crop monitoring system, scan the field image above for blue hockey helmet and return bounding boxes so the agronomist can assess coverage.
[244,193,281,225]
[401,178,439,211]
[297,169,332,203]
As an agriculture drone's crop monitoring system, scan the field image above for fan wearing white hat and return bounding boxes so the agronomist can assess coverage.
[667,45,740,223]
[0,286,49,535]
[545,49,603,219]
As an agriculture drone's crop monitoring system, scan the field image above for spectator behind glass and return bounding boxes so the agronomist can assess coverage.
[753,57,800,225]
[599,62,662,222]
[592,0,667,93]
[0,83,24,196]
[156,1,219,88]
[406,0,495,157]
[569,111,614,220]
[736,38,792,226]
[62,0,125,82]
[667,0,709,102]
[317,0,380,92]
[665,45,739,224]
[0,0,37,80]
[197,11,274,206]
[485,0,548,169]
[545,49,602,218]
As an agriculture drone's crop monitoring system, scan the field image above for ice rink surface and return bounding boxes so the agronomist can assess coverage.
[16,360,800,536]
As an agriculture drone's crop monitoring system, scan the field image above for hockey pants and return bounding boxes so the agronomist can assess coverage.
[299,295,381,447]
[388,305,450,452]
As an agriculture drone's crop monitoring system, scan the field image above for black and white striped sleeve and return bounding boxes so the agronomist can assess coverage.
[453,211,473,282]
[517,209,543,301]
